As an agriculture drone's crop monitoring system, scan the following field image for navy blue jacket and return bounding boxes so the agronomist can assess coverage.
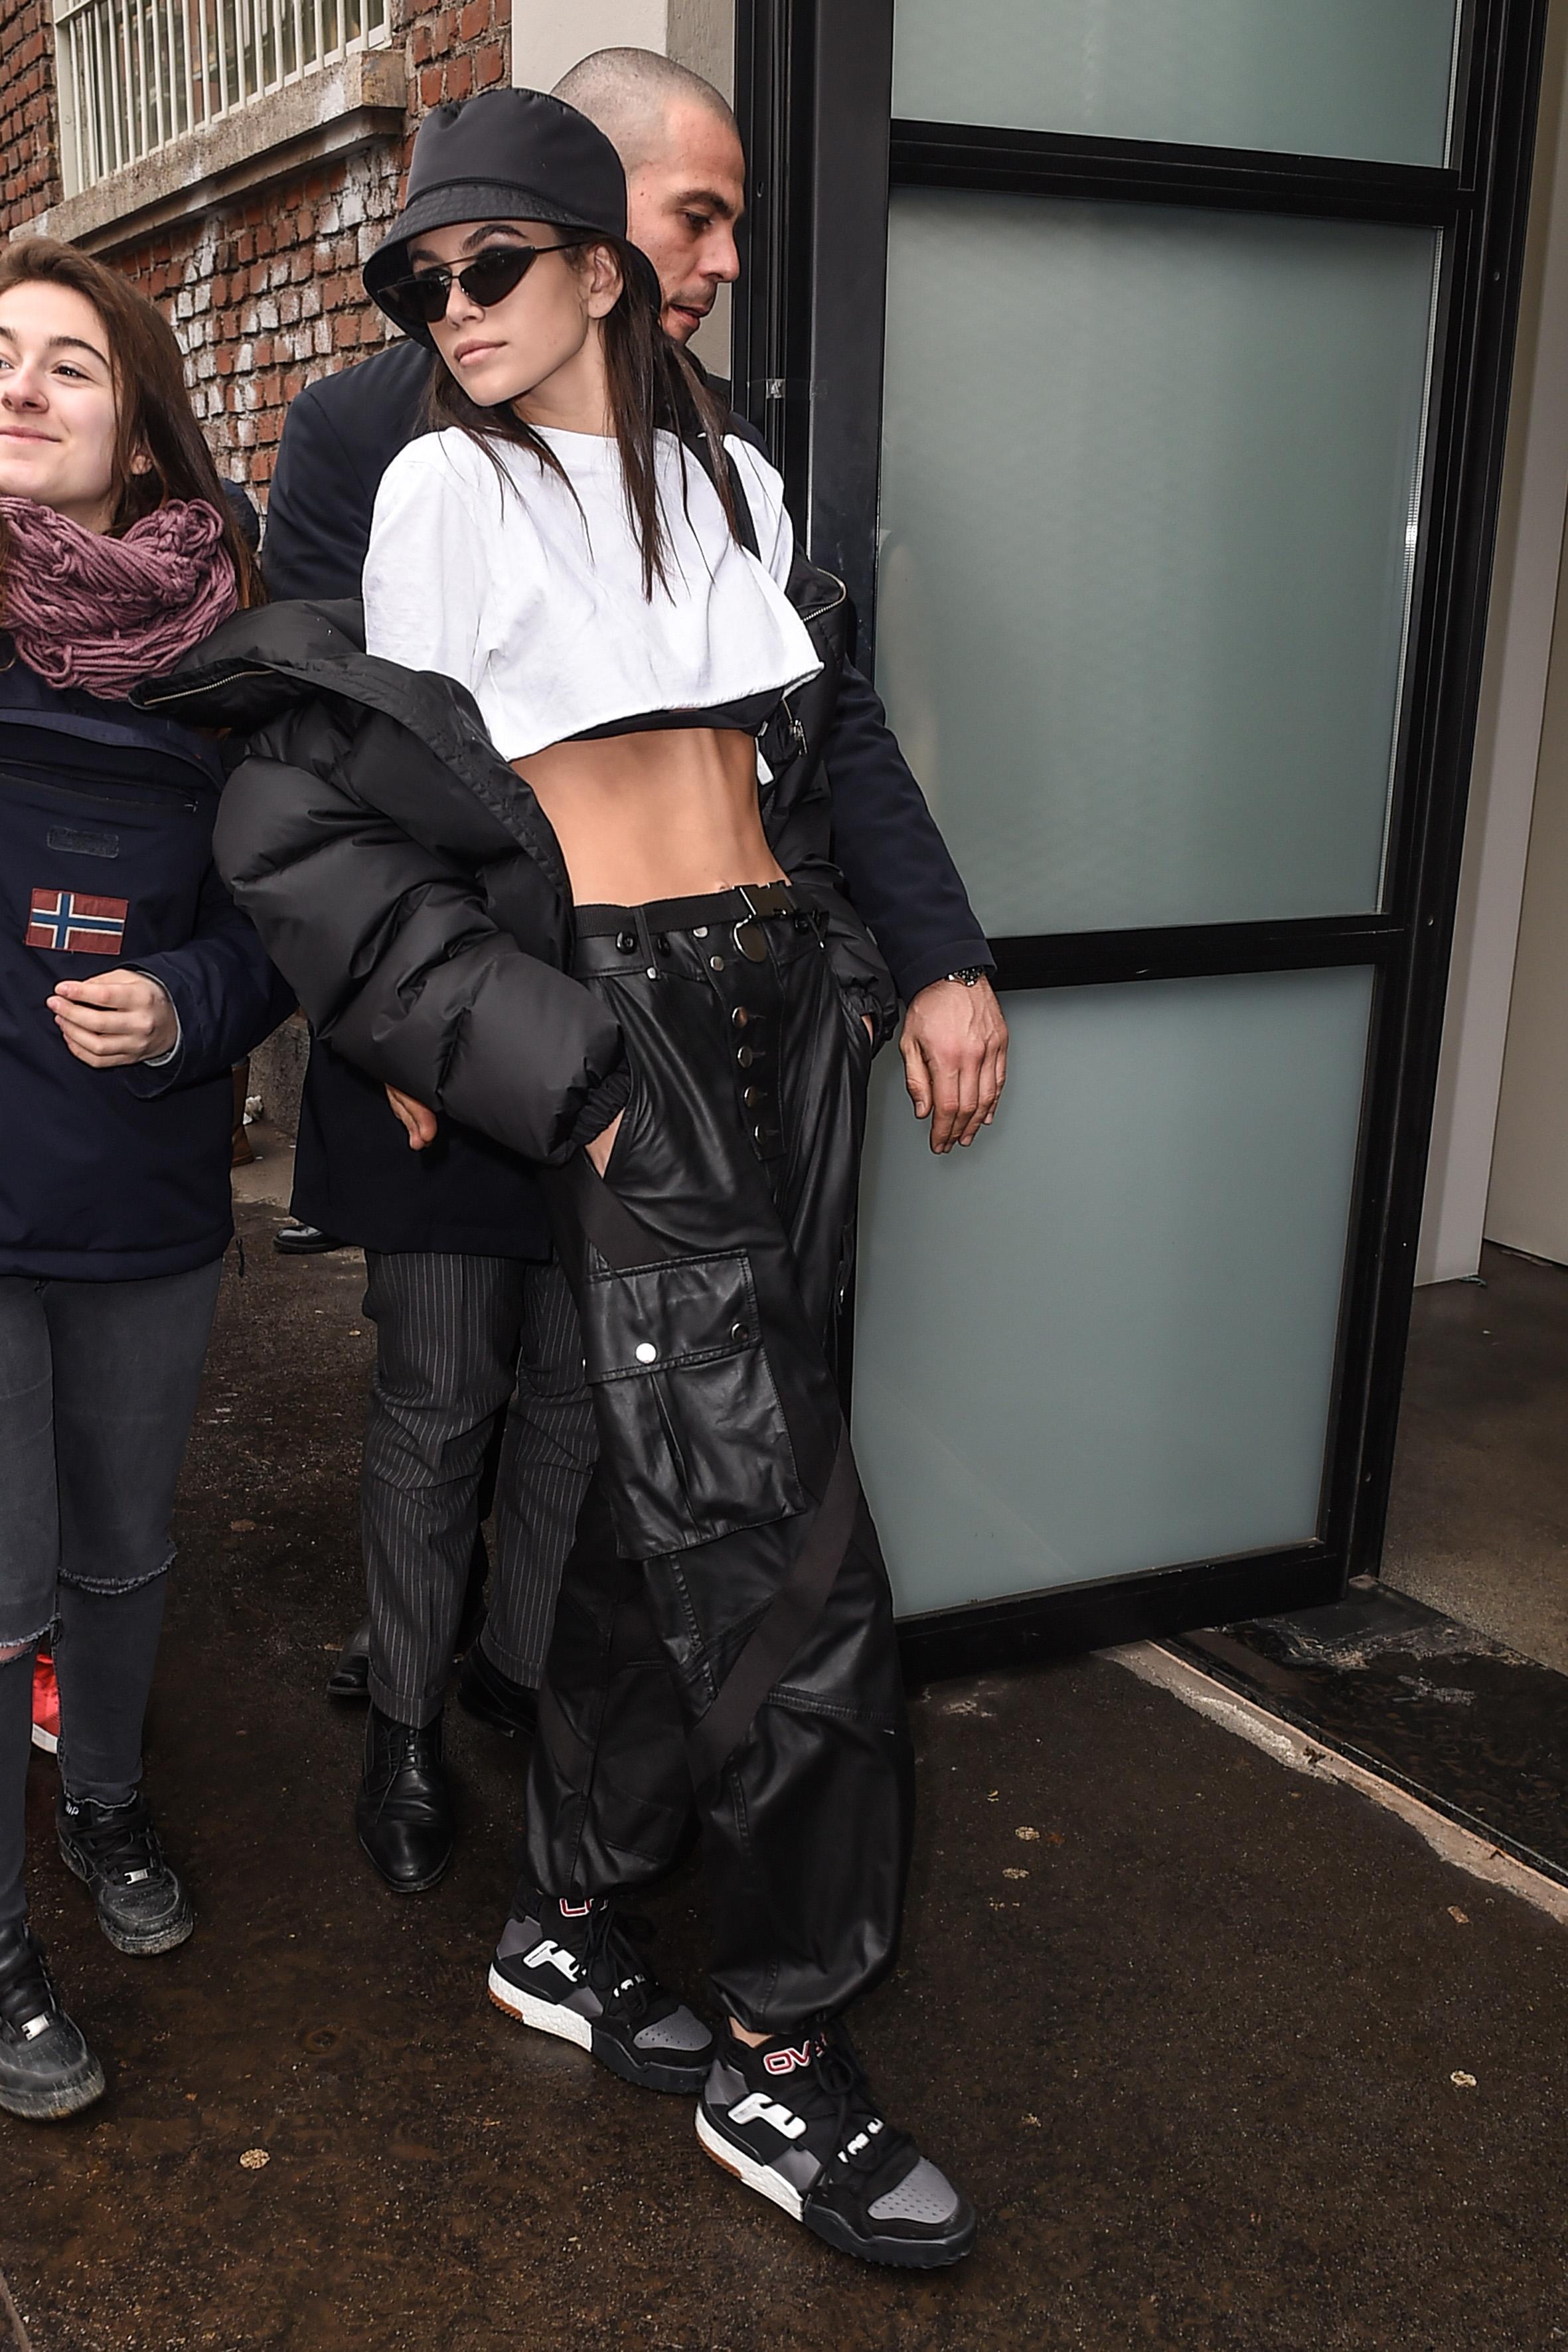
[0,661,295,1281]
[264,341,992,1260]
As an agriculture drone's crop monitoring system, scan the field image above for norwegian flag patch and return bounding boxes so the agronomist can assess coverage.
[25,888,129,956]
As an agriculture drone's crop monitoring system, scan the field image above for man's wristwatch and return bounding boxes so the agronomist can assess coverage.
[943,967,986,987]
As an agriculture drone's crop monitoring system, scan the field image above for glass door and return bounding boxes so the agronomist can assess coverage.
[735,0,1547,1670]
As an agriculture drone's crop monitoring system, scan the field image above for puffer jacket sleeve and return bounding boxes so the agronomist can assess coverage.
[212,749,625,1166]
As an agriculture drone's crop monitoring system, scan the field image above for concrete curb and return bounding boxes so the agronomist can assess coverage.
[1107,1638,1568,1929]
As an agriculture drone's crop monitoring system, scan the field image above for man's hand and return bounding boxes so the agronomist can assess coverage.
[386,1083,439,1150]
[48,971,179,1068]
[899,975,1008,1154]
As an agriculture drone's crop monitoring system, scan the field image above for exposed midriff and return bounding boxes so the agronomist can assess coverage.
[516,726,787,908]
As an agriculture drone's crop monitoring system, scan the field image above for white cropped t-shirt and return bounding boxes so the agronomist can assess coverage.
[361,424,823,763]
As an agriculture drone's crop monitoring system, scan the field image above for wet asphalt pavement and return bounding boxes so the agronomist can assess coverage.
[2,1203,1565,2351]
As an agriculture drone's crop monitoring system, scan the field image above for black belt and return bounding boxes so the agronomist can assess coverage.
[574,882,802,939]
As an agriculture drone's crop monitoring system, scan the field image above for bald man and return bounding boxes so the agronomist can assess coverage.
[263,56,1004,1886]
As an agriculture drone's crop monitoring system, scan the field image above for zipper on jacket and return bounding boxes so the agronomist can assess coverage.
[0,767,200,815]
[136,665,273,711]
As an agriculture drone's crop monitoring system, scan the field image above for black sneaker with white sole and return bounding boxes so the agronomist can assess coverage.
[697,2021,977,2268]
[0,1922,106,2121]
[487,1892,714,2094]
[56,1792,194,1956]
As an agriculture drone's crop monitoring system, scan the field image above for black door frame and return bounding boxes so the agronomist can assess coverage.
[734,0,1549,1681]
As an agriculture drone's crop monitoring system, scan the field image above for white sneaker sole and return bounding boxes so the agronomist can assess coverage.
[695,2104,805,2221]
[486,1964,591,2052]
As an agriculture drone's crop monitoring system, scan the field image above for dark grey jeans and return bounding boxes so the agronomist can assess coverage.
[0,1260,222,1925]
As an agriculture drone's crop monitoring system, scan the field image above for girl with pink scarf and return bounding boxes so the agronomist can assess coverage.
[0,241,290,2123]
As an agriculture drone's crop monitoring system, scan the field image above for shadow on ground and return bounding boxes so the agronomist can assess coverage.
[1,1205,1565,2351]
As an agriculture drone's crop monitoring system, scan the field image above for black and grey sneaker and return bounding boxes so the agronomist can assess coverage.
[0,1922,106,2121]
[696,2021,977,2268]
[56,1792,194,1956]
[487,1892,714,2094]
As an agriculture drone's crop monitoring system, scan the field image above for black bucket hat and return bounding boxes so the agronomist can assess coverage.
[363,88,653,343]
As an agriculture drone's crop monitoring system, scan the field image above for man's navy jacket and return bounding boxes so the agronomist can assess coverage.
[264,339,992,1259]
[0,661,294,1281]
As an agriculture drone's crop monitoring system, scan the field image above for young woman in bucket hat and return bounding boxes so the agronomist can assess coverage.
[182,88,978,2267]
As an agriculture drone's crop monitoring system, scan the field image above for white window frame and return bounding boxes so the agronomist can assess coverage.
[53,0,392,196]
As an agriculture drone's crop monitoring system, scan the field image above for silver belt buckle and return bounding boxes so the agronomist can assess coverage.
[733,883,771,963]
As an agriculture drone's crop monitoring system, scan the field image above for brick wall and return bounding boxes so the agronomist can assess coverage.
[0,0,59,228]
[126,155,405,497]
[0,0,510,500]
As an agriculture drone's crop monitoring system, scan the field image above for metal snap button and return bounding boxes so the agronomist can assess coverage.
[635,1342,657,1364]
[730,1321,750,1344]
[692,926,708,939]
[752,1125,766,1145]
[736,1046,753,1069]
[645,966,659,979]
[615,931,636,954]
[710,954,725,973]
[744,1084,762,1107]
[732,1007,749,1028]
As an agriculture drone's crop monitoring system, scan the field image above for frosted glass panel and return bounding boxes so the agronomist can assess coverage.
[893,0,1458,166]
[853,969,1372,1614]
[878,195,1437,934]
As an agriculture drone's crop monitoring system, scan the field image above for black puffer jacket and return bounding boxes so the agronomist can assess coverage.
[136,557,896,1170]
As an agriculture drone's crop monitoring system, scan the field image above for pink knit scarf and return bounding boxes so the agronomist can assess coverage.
[0,493,240,700]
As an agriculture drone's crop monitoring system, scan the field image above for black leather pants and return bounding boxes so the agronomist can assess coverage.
[524,887,914,2034]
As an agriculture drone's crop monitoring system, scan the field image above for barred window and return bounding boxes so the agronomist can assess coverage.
[54,0,391,195]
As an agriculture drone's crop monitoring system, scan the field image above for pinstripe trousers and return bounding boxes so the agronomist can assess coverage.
[360,1251,597,1725]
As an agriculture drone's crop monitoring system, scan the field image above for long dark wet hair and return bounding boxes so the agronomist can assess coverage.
[422,232,739,599]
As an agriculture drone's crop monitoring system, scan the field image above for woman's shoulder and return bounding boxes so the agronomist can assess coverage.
[721,432,787,504]
[378,425,545,524]
[378,425,493,501]
[720,432,789,536]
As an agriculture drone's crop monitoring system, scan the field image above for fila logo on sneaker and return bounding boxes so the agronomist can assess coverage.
[524,1938,582,1982]
[761,2039,818,2075]
[730,2090,809,2140]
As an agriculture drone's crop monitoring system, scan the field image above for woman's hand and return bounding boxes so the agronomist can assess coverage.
[48,971,178,1067]
[586,1110,624,1176]
[386,1084,439,1150]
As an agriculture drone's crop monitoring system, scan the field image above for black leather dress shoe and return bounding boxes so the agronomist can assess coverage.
[457,1642,538,1740]
[274,1220,346,1255]
[327,1618,372,1702]
[355,1707,454,1892]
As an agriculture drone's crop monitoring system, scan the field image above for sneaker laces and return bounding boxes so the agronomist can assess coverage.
[0,1932,58,2038]
[794,2021,918,2200]
[578,1902,677,2031]
[68,1800,162,1885]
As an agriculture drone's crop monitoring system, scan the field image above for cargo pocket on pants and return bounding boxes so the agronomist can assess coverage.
[579,1249,805,1556]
